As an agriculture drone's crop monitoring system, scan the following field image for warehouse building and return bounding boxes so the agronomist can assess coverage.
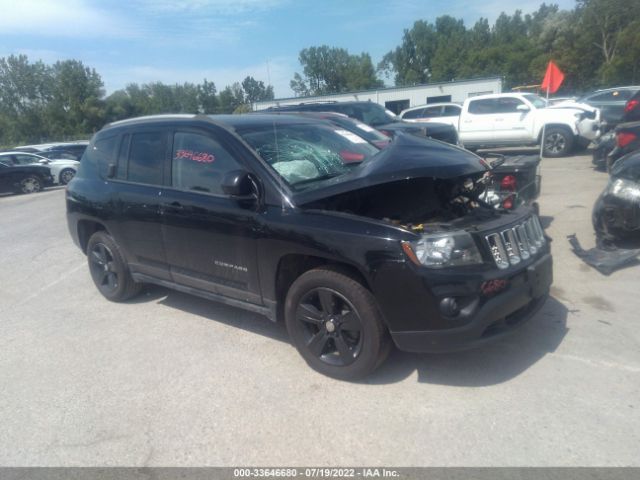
[254,76,503,114]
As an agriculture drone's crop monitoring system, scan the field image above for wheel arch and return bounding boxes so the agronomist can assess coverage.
[537,123,576,143]
[77,220,108,254]
[274,254,372,322]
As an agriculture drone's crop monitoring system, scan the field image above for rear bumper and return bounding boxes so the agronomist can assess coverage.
[391,254,552,353]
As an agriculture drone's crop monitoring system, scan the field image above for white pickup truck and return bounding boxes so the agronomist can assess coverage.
[458,93,601,157]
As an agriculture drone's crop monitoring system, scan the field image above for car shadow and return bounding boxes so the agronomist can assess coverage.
[363,295,568,386]
[137,284,289,343]
[133,285,568,387]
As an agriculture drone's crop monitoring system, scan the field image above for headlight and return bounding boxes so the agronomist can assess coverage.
[402,231,483,268]
[608,178,640,201]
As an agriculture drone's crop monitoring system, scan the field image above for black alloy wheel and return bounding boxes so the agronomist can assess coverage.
[296,287,363,367]
[89,242,120,295]
[285,267,390,380]
[86,231,141,301]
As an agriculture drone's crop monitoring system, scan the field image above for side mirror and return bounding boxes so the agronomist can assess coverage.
[516,104,530,112]
[221,170,259,202]
[107,163,117,178]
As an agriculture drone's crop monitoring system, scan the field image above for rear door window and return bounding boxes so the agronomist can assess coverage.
[468,99,499,114]
[423,106,442,117]
[443,105,461,116]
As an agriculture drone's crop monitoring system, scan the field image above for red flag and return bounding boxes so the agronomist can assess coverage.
[541,61,565,94]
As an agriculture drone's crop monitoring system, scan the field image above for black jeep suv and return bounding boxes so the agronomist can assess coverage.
[66,114,552,379]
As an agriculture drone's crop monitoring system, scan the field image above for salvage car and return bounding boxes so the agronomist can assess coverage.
[67,114,552,379]
[605,121,640,171]
[0,151,80,185]
[622,91,640,123]
[458,93,601,156]
[593,149,640,242]
[576,86,640,129]
[0,160,53,194]
[265,101,461,146]
[481,154,541,211]
[256,111,391,149]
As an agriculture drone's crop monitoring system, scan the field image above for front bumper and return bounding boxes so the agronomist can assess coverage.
[577,117,602,142]
[391,253,552,353]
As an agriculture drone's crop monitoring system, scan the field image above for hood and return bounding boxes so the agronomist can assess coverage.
[547,100,598,114]
[294,133,487,205]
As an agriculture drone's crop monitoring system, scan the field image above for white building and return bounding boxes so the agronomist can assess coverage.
[254,77,503,114]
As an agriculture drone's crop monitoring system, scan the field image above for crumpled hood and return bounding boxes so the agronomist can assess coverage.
[294,133,488,205]
[547,100,598,115]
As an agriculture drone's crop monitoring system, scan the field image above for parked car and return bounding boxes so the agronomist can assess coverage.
[0,151,80,184]
[14,141,89,160]
[481,154,541,211]
[605,121,640,170]
[36,149,82,161]
[593,149,640,242]
[0,160,53,194]
[255,110,391,149]
[399,103,462,128]
[44,142,89,160]
[67,114,552,379]
[592,130,616,170]
[576,87,640,129]
[622,90,640,123]
[457,93,601,157]
[265,101,461,146]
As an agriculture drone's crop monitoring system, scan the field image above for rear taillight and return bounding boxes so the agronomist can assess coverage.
[617,131,638,148]
[499,175,517,209]
[378,130,392,138]
[624,99,639,113]
[500,175,517,191]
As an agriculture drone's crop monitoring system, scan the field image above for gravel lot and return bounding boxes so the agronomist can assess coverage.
[0,151,639,467]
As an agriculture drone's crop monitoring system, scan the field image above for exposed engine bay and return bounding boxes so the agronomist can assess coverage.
[304,172,499,232]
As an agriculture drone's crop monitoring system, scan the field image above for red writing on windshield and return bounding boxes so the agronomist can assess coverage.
[175,149,215,163]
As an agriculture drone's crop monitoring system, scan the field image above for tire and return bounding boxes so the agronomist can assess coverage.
[17,175,43,194]
[542,127,574,157]
[59,168,76,185]
[86,231,142,302]
[284,266,391,380]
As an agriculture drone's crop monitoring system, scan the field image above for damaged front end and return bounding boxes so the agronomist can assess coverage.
[295,135,552,351]
[593,150,640,241]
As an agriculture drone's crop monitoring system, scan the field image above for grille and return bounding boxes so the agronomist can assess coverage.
[485,216,546,269]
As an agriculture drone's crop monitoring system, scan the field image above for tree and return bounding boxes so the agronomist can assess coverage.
[241,76,274,104]
[291,46,383,96]
[198,79,218,113]
[0,55,52,144]
[218,83,245,113]
[575,0,640,83]
[46,60,105,137]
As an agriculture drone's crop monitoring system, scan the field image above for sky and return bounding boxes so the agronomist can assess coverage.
[0,0,577,99]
